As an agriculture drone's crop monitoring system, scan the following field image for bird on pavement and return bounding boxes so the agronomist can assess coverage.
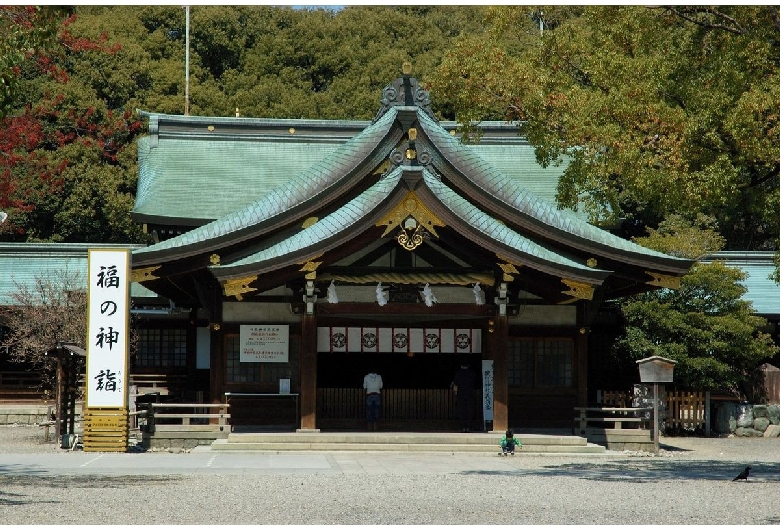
[732,466,751,481]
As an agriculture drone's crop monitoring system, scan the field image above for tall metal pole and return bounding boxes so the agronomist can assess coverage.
[185,6,190,116]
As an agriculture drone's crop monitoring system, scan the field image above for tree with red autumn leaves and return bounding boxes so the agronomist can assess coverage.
[1,6,145,243]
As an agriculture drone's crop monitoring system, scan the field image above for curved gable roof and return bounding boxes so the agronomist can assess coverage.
[418,169,610,285]
[133,107,403,267]
[210,166,405,280]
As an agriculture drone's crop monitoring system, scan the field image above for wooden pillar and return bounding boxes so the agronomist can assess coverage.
[209,324,224,405]
[55,350,64,437]
[576,327,588,407]
[298,312,318,431]
[491,314,509,433]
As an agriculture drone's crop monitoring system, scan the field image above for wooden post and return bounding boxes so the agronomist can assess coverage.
[209,324,224,412]
[653,382,659,453]
[705,390,711,437]
[576,327,588,407]
[490,315,509,433]
[298,312,319,432]
[55,350,63,439]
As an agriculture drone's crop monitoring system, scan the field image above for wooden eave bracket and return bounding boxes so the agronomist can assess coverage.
[561,278,595,300]
[645,271,681,290]
[131,266,161,283]
[223,275,258,300]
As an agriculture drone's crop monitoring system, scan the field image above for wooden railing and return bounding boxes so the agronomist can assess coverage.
[0,370,47,401]
[597,389,711,434]
[317,388,473,421]
[573,406,652,436]
[596,390,631,408]
[139,403,230,433]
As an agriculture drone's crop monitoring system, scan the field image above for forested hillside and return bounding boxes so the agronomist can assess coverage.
[0,5,486,243]
[2,5,779,257]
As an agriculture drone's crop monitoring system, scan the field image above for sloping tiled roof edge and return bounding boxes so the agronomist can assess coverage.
[416,110,693,274]
[210,166,405,280]
[420,169,610,284]
[132,108,403,266]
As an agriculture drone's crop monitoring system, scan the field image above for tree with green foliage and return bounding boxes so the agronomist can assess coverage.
[1,5,488,243]
[613,216,777,396]
[431,6,780,253]
[0,6,67,119]
[1,8,145,243]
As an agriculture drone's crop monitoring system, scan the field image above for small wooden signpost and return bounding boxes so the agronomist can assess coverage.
[636,356,676,453]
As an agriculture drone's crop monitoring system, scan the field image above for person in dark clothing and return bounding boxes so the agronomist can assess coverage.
[451,361,478,432]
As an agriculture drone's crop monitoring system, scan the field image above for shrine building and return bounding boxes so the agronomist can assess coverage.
[128,71,694,432]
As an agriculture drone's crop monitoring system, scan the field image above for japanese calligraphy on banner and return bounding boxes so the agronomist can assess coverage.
[316,327,482,354]
[240,325,289,362]
[482,359,494,422]
[86,249,130,408]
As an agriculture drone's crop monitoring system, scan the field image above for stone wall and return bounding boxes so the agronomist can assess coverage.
[0,404,53,425]
[713,402,780,437]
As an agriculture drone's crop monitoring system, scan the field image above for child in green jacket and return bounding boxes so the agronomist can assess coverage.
[499,429,520,456]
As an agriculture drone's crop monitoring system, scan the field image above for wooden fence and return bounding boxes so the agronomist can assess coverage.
[665,391,707,431]
[317,387,475,425]
[597,389,709,434]
[141,402,231,433]
[0,370,46,401]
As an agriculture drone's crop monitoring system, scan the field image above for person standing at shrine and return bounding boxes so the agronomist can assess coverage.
[363,368,383,431]
[451,361,477,432]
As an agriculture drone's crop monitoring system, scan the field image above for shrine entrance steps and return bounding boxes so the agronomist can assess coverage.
[209,431,607,454]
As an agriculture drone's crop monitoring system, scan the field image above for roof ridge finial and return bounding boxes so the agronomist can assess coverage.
[372,63,436,124]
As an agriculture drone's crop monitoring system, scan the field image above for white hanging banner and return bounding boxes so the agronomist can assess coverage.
[393,328,409,353]
[378,327,393,352]
[85,249,130,408]
[455,328,482,353]
[482,359,494,422]
[424,328,441,353]
[362,327,378,352]
[329,327,347,352]
[440,329,455,353]
[347,327,362,352]
[409,328,424,353]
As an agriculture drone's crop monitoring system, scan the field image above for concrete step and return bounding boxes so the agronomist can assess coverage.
[209,432,606,454]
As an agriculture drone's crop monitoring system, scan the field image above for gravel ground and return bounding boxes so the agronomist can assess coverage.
[1,424,779,525]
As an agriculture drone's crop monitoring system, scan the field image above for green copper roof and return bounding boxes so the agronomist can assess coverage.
[421,169,609,284]
[0,244,157,306]
[416,110,688,270]
[702,252,780,316]
[133,111,580,227]
[133,108,403,264]
[134,113,372,225]
[211,166,404,278]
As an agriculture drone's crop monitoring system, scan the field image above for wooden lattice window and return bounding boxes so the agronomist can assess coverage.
[136,328,187,368]
[508,338,573,388]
